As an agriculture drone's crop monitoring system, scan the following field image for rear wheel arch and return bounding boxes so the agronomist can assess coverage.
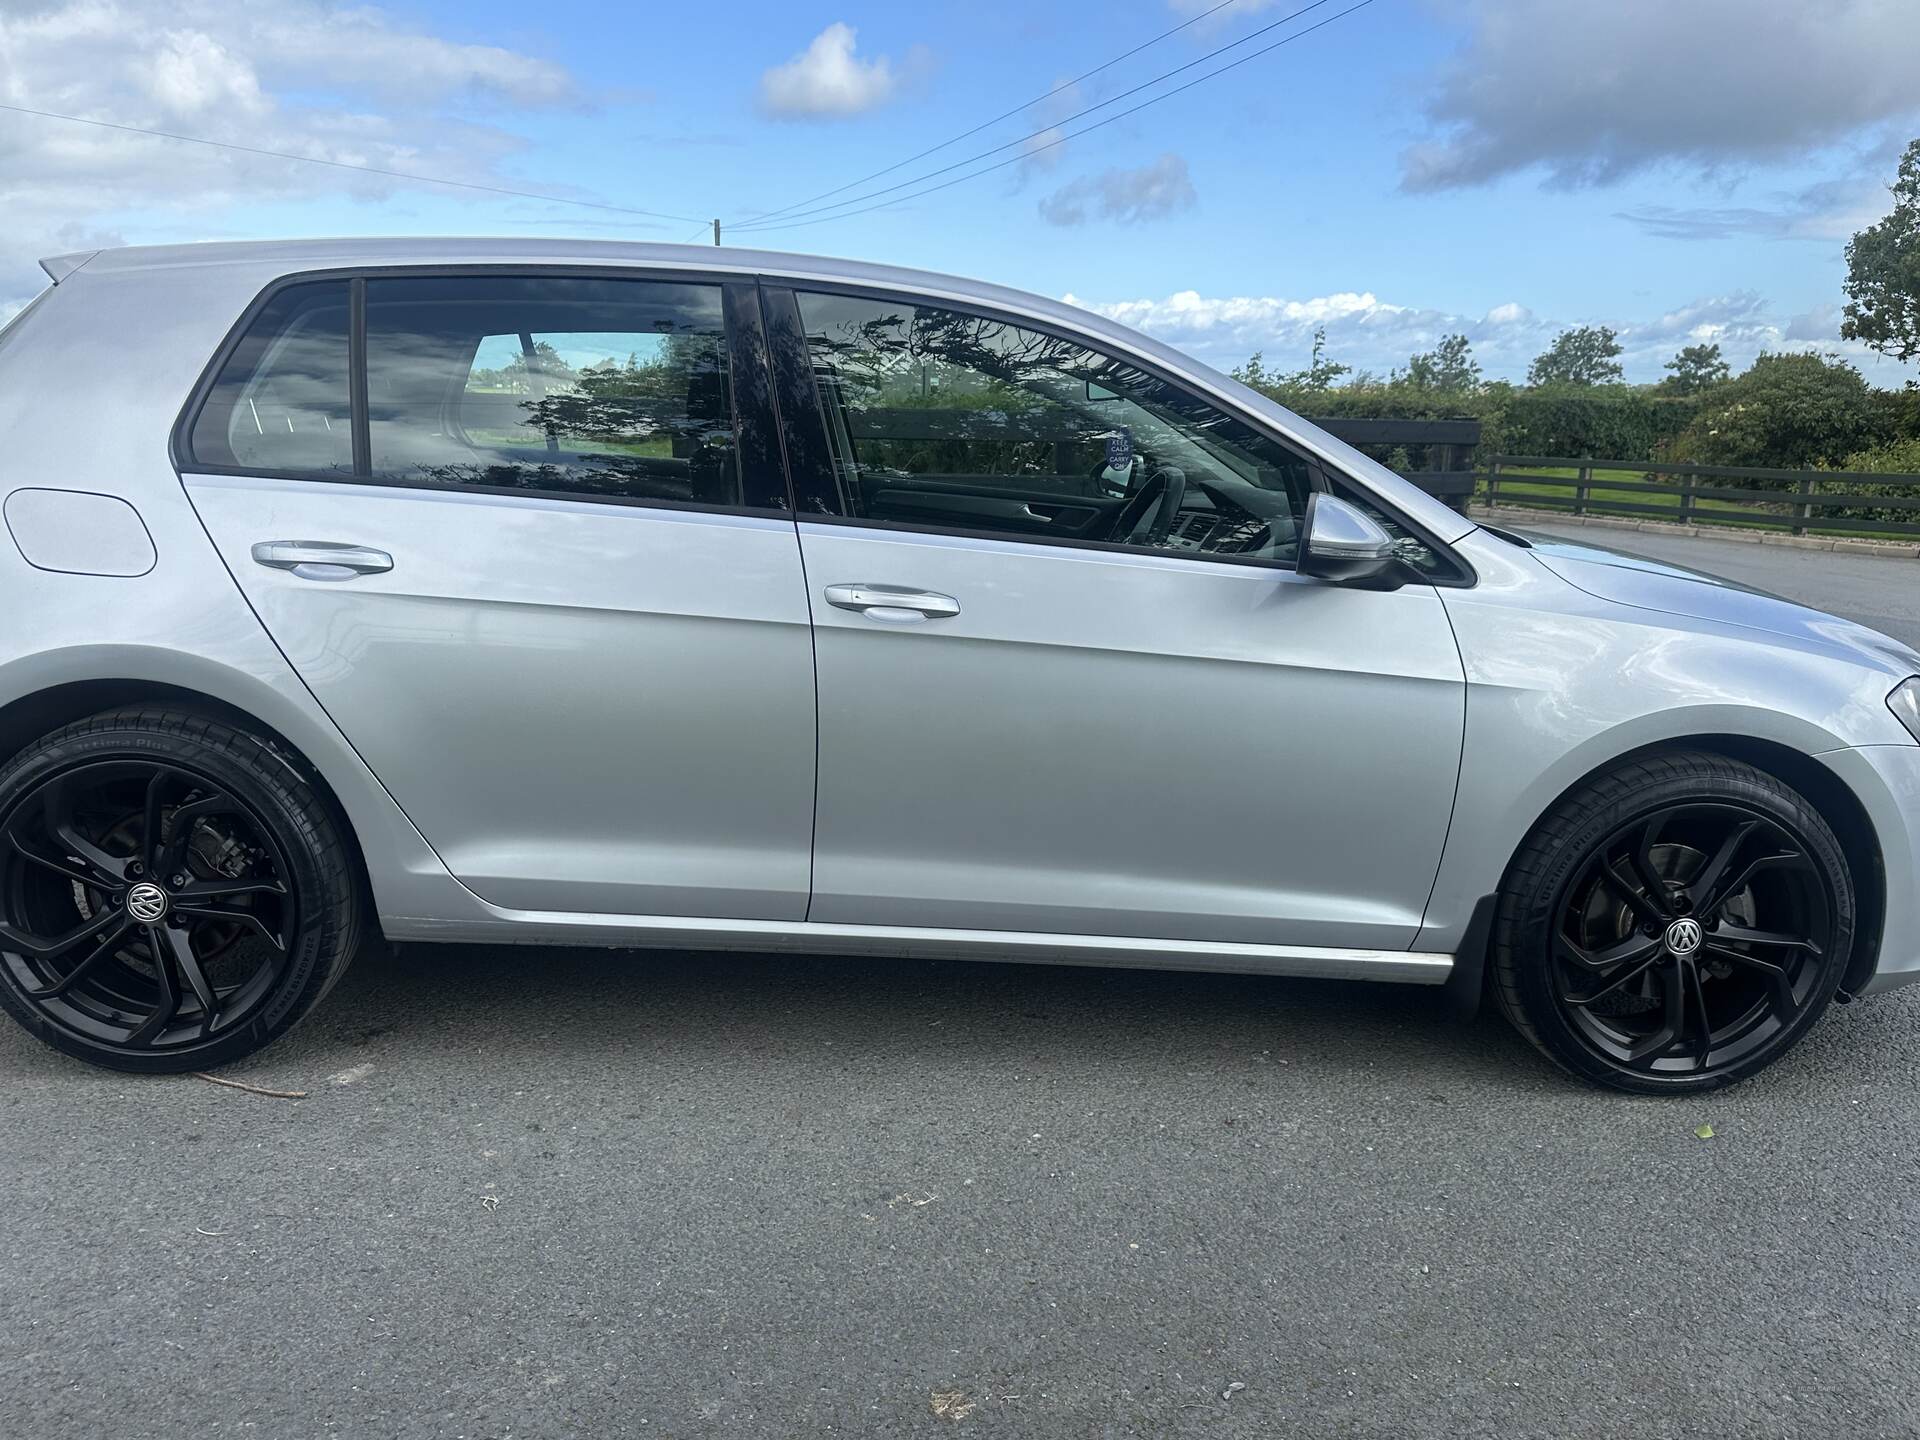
[0,679,375,921]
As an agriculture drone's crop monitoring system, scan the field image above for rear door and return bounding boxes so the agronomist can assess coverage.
[179,271,817,920]
[766,283,1467,951]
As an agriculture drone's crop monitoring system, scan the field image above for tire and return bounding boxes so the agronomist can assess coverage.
[0,707,361,1073]
[1492,750,1853,1094]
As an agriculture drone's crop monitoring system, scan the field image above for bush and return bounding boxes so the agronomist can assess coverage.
[1241,376,1507,470]
[1816,437,1920,527]
[1674,352,1885,470]
[1495,384,1698,461]
[1870,383,1920,444]
[1841,436,1920,473]
[1230,346,1908,479]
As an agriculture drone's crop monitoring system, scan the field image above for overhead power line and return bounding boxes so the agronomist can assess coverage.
[730,0,1245,230]
[0,101,704,227]
[730,0,1377,238]
[728,0,1343,236]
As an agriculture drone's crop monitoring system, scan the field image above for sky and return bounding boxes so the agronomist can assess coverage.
[1,0,1917,386]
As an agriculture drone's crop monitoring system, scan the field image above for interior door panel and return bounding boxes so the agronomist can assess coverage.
[862,477,1120,537]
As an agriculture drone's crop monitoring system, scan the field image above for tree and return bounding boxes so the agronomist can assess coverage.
[1527,326,1625,386]
[1675,351,1882,469]
[470,339,571,393]
[1841,137,1920,362]
[1231,327,1349,396]
[1230,351,1274,388]
[1403,333,1480,392]
[1289,326,1351,392]
[1660,342,1730,394]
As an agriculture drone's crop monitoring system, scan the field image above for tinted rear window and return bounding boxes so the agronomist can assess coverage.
[362,275,739,505]
[184,274,745,509]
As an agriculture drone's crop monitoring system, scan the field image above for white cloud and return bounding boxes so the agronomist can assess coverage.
[1039,154,1197,226]
[758,23,899,119]
[1061,286,1911,383]
[147,31,269,116]
[0,1,599,309]
[1405,0,1920,190]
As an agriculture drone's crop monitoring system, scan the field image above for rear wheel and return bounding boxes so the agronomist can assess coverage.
[1493,751,1853,1094]
[0,708,360,1072]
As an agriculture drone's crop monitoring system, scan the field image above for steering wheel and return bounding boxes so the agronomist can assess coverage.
[1107,466,1187,545]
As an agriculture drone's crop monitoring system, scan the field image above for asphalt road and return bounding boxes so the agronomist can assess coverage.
[4,524,1919,1439]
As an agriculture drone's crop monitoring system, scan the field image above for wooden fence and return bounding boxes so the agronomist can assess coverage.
[1475,456,1920,540]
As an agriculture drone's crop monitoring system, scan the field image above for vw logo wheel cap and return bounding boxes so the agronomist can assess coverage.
[1664,917,1703,957]
[126,882,170,925]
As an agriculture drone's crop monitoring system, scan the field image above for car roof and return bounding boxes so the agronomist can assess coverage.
[42,235,1106,339]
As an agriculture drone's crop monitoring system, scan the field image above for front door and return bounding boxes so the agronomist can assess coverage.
[769,285,1467,951]
[180,271,816,920]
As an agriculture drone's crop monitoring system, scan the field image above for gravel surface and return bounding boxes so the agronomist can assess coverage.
[3,524,1917,1439]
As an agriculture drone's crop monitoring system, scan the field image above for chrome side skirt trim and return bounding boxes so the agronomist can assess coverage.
[382,909,1454,985]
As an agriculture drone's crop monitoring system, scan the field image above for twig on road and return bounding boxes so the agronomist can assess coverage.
[193,1071,308,1100]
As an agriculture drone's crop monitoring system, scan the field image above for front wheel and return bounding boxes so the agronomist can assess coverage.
[0,707,361,1073]
[1493,751,1854,1094]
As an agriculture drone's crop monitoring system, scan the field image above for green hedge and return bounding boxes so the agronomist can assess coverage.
[1497,385,1700,461]
[1815,438,1920,524]
[1244,379,1704,468]
[1237,358,1920,475]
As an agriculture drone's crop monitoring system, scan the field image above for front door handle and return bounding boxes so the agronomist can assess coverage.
[823,583,960,622]
[251,541,394,582]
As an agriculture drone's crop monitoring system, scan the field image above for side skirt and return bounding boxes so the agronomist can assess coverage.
[381,910,1454,985]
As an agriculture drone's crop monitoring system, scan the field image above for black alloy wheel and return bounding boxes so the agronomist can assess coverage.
[1551,802,1833,1075]
[1495,752,1853,1093]
[0,709,360,1072]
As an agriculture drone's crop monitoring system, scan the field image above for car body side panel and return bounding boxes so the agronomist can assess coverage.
[1420,531,1919,960]
[798,522,1467,950]
[183,476,818,919]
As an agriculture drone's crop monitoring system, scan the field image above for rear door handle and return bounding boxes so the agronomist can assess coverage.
[823,583,960,622]
[251,541,394,582]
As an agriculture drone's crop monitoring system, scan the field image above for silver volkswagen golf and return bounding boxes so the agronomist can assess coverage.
[1,238,1917,1092]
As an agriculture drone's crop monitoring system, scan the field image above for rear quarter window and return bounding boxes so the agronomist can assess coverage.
[184,281,353,476]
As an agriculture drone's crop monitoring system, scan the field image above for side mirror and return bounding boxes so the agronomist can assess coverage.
[1297,493,1403,588]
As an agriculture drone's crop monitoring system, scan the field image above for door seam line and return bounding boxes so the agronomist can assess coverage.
[750,276,823,921]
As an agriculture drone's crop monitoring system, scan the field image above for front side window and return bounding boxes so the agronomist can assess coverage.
[365,276,740,505]
[793,290,1314,564]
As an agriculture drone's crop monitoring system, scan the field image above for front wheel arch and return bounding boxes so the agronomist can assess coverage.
[1495,735,1884,1000]
[1491,747,1858,1090]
